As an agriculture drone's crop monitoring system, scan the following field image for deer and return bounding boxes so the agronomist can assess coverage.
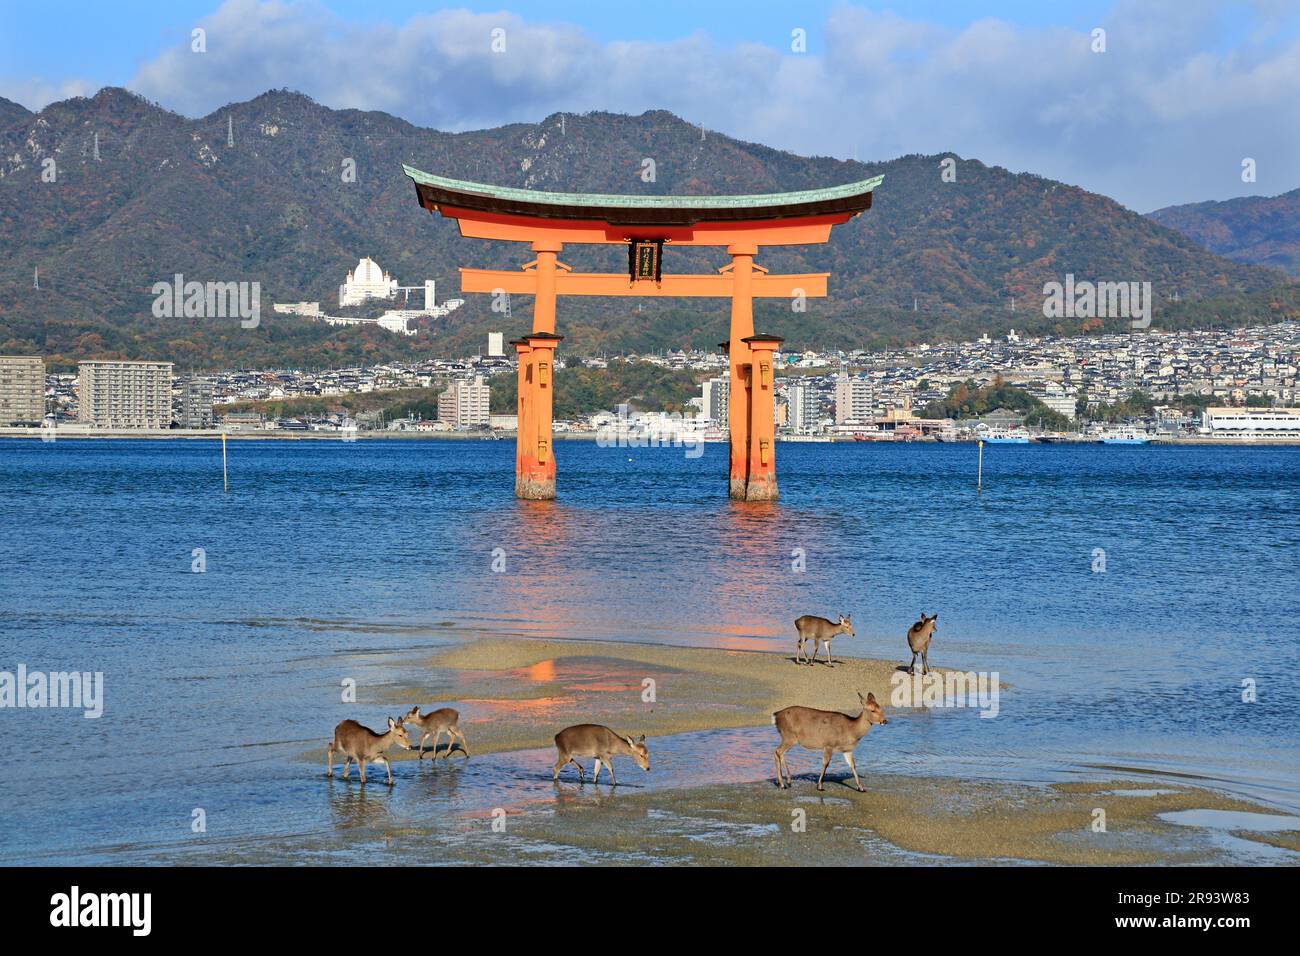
[402,705,469,760]
[906,613,938,675]
[326,716,412,786]
[552,724,649,786]
[794,613,854,665]
[773,691,887,792]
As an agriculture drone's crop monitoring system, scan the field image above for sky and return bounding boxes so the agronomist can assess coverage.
[1,0,1298,211]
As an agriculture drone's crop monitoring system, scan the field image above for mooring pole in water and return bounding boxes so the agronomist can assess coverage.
[977,439,984,494]
[222,431,228,493]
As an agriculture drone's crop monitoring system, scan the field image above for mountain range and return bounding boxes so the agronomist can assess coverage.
[1147,189,1300,278]
[1,87,1296,370]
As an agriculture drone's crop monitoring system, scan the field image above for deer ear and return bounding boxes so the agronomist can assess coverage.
[637,735,646,744]
[866,692,877,703]
[625,735,635,748]
[387,717,397,729]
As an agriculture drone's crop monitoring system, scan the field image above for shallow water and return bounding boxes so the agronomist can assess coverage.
[1,437,1297,863]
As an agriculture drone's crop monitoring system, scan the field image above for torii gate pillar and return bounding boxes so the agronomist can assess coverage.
[517,332,562,499]
[742,333,783,501]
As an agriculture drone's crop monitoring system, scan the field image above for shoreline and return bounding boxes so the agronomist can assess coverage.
[5,428,1300,445]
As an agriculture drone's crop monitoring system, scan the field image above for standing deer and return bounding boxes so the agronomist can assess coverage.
[402,705,469,760]
[326,716,412,786]
[773,691,887,792]
[552,724,649,786]
[906,613,938,675]
[794,613,854,665]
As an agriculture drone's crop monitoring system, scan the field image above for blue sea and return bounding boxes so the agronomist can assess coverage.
[1,437,1297,863]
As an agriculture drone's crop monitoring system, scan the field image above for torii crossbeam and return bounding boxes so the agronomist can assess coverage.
[404,165,882,501]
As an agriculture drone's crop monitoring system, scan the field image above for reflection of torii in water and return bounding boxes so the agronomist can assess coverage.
[404,166,882,501]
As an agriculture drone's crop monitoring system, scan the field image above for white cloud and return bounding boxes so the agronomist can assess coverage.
[10,0,1300,210]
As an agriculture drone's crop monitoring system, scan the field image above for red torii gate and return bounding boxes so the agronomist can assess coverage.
[404,165,882,501]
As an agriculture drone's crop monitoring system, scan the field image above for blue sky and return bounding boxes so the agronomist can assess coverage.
[2,1,1298,210]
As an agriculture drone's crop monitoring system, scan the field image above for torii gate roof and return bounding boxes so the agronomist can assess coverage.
[403,165,882,230]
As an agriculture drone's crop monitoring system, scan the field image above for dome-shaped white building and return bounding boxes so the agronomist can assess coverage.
[339,256,398,307]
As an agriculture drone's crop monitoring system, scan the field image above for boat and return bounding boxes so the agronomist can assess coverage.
[979,427,1031,444]
[1096,426,1151,445]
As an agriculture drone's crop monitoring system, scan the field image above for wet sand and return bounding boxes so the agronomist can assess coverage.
[277,636,1299,867]
[470,777,1295,866]
[379,636,928,757]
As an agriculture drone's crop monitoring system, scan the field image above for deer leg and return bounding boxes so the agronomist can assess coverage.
[454,728,469,757]
[552,752,568,781]
[843,751,865,792]
[429,730,442,759]
[605,756,617,787]
[382,755,394,786]
[922,648,930,675]
[358,759,366,784]
[326,741,334,777]
[817,749,833,791]
[909,651,917,675]
[775,744,793,788]
[591,758,602,784]
[418,732,430,760]
[341,756,351,779]
[826,641,834,665]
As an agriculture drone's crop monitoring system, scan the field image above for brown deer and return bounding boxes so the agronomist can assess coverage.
[402,705,469,760]
[326,716,412,786]
[794,613,854,665]
[773,691,887,791]
[906,613,938,675]
[552,724,649,786]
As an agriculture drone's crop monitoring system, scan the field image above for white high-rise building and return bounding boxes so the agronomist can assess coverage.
[786,383,820,433]
[339,256,398,307]
[78,360,173,429]
[834,375,873,424]
[488,332,504,357]
[702,376,729,426]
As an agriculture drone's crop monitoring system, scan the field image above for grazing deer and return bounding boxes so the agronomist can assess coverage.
[552,724,649,786]
[402,705,469,760]
[326,716,412,786]
[906,613,938,675]
[794,613,854,665]
[773,691,887,792]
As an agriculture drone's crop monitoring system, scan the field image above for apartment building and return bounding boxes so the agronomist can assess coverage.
[785,382,821,433]
[834,374,874,423]
[178,375,215,429]
[0,355,45,425]
[438,375,490,428]
[78,360,174,428]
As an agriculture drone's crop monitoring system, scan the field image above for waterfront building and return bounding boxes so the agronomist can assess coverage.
[77,360,173,429]
[0,355,45,425]
[178,376,215,429]
[834,374,873,424]
[786,382,821,433]
[438,375,490,428]
[1202,406,1300,438]
[702,376,729,426]
[1038,393,1077,420]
